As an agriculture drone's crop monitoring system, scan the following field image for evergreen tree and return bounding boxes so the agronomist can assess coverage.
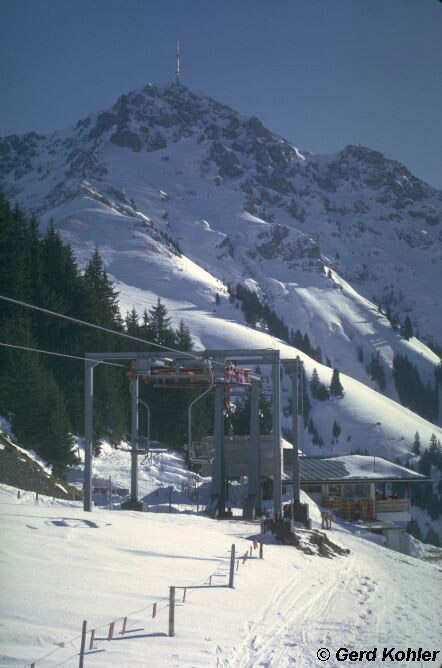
[412,431,421,455]
[316,384,329,401]
[83,246,121,328]
[125,307,139,335]
[330,368,344,397]
[428,434,442,477]
[401,315,413,341]
[175,320,193,351]
[148,298,174,345]
[393,353,438,422]
[0,196,129,465]
[310,369,329,401]
[8,351,76,471]
[332,420,341,439]
[301,363,311,426]
[310,369,320,397]
[140,309,156,344]
[367,353,386,392]
[44,379,77,475]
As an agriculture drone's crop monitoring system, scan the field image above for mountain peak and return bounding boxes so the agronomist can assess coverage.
[1,81,441,359]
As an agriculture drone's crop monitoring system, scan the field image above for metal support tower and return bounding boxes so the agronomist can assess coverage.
[83,348,282,517]
[291,357,301,503]
[130,376,139,503]
[245,379,261,518]
[210,385,225,516]
[84,360,95,512]
[272,357,282,517]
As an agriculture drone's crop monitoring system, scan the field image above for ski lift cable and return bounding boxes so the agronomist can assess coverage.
[0,341,125,367]
[0,294,226,368]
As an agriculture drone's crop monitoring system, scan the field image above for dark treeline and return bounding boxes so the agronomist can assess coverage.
[366,352,386,391]
[392,353,439,423]
[231,283,324,363]
[407,433,442,547]
[0,193,212,473]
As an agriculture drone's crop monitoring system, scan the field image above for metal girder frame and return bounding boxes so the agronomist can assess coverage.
[245,379,262,519]
[282,357,302,504]
[83,349,282,516]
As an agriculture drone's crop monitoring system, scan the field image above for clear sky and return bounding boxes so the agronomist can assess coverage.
[1,0,441,188]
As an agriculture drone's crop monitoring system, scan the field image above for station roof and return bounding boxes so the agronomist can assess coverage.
[284,454,426,483]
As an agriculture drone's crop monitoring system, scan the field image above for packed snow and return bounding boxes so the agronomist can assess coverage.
[1,477,441,667]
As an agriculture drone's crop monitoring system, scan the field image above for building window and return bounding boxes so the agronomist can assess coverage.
[302,485,322,493]
[342,483,370,498]
[328,484,342,497]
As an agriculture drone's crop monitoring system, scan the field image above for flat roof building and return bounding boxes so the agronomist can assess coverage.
[283,453,426,524]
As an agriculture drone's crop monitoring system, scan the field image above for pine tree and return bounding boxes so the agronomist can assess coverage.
[310,368,329,400]
[83,246,121,328]
[330,368,344,397]
[367,353,386,392]
[412,431,421,455]
[393,353,438,422]
[44,378,77,475]
[310,369,320,397]
[332,420,341,439]
[215,293,221,305]
[301,363,311,426]
[428,434,442,473]
[0,196,131,465]
[317,385,329,401]
[9,352,75,471]
[125,307,139,335]
[148,298,174,345]
[175,320,193,351]
[401,315,413,341]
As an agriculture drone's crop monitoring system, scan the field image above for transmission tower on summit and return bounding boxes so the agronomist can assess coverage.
[176,41,181,85]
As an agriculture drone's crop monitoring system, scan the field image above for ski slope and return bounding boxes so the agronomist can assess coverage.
[1,481,441,668]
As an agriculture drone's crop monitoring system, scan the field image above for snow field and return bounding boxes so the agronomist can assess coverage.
[0,484,261,667]
[1,483,441,667]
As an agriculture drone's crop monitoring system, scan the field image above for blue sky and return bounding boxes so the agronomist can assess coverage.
[1,0,441,188]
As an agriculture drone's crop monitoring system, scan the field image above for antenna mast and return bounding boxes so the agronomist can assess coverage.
[176,40,181,85]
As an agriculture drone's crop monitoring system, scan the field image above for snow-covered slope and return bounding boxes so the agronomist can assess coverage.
[1,484,441,667]
[1,82,441,459]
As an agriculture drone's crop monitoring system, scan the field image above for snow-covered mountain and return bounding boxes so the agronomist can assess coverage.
[1,82,441,459]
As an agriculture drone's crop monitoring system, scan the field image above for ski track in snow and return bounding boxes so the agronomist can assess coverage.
[216,534,441,668]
